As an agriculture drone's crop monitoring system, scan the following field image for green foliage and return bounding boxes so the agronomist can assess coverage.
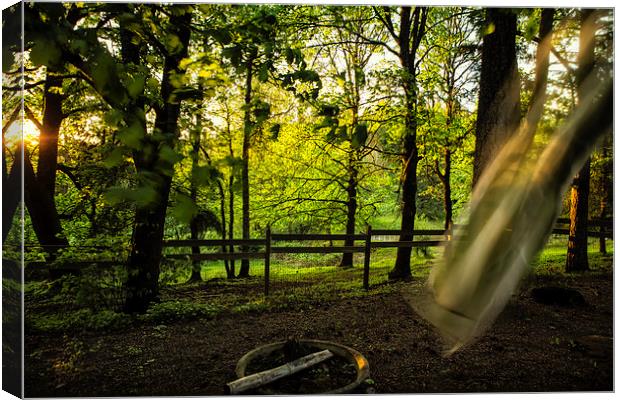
[29,39,62,67]
[170,193,198,225]
[138,300,222,323]
[27,309,131,333]
[104,185,159,208]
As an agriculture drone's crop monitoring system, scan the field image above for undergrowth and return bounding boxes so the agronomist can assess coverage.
[25,236,613,334]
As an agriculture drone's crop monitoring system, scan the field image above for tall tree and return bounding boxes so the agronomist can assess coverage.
[472,8,521,187]
[422,8,477,231]
[372,6,429,279]
[566,9,597,272]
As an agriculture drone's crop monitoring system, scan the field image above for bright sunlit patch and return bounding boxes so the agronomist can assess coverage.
[3,118,40,148]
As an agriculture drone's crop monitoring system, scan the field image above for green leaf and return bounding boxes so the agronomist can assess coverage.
[192,164,222,186]
[104,109,124,128]
[117,120,145,149]
[103,185,158,208]
[285,48,294,64]
[165,33,183,54]
[258,63,269,82]
[102,148,125,168]
[319,104,339,117]
[171,194,198,225]
[269,123,281,140]
[482,22,495,37]
[29,39,61,67]
[158,145,183,165]
[222,45,242,67]
[212,28,232,45]
[127,74,146,99]
[252,100,271,123]
[146,77,160,92]
[351,124,368,149]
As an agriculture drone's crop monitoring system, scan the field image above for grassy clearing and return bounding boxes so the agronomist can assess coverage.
[25,233,613,334]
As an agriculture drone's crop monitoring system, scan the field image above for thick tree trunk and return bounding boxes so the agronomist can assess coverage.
[123,11,192,313]
[339,153,357,268]
[24,71,70,275]
[239,61,253,278]
[37,69,63,195]
[472,8,520,187]
[566,9,596,273]
[391,111,417,280]
[566,159,591,272]
[389,6,427,280]
[23,150,69,278]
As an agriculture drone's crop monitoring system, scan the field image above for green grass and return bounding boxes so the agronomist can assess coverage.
[25,232,613,334]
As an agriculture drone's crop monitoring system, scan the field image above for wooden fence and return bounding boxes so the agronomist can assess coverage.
[162,226,447,295]
[22,218,613,291]
[160,218,613,296]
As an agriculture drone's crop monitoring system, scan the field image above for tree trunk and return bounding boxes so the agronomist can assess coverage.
[389,6,427,280]
[472,8,520,187]
[391,107,417,280]
[188,138,202,283]
[239,60,253,278]
[24,71,70,275]
[598,135,611,254]
[442,147,453,232]
[339,152,357,268]
[37,68,63,195]
[228,174,236,279]
[123,10,192,313]
[566,9,596,273]
[227,128,236,278]
[189,211,202,282]
[566,160,591,272]
[23,149,69,278]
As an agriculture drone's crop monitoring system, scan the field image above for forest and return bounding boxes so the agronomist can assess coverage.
[1,3,614,396]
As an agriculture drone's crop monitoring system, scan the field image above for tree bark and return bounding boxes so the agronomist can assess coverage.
[188,130,203,283]
[566,160,591,272]
[228,134,236,278]
[597,135,611,254]
[440,148,453,232]
[472,8,520,187]
[123,10,192,313]
[390,6,427,280]
[24,72,70,275]
[239,60,253,278]
[339,152,358,268]
[566,9,596,273]
[23,149,69,278]
[37,68,63,195]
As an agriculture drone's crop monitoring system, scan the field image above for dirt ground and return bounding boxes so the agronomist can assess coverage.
[24,271,613,396]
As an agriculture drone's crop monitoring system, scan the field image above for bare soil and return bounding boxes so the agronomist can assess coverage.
[24,271,613,396]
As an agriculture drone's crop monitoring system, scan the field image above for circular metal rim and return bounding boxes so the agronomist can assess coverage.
[235,339,370,394]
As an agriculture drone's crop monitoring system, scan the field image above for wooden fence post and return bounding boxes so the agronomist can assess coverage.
[363,225,372,291]
[264,225,271,296]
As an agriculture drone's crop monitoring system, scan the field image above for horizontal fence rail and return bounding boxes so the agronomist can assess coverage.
[22,217,613,292]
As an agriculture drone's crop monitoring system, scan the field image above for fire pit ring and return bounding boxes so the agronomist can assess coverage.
[235,339,370,394]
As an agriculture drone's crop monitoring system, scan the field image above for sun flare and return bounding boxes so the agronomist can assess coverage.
[3,118,40,148]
